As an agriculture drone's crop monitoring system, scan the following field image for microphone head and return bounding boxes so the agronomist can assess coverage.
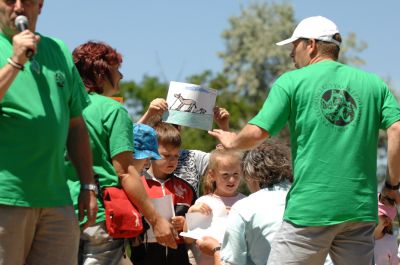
[15,15,29,32]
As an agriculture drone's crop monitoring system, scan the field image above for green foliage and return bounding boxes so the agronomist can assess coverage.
[339,32,368,66]
[219,2,295,102]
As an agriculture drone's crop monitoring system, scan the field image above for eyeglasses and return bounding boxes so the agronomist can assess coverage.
[379,194,396,206]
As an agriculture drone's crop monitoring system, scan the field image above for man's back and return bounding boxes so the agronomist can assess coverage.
[250,60,400,226]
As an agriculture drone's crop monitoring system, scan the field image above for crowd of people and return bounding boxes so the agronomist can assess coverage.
[1,1,400,265]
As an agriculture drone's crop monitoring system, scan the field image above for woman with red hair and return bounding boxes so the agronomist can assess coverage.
[66,41,177,265]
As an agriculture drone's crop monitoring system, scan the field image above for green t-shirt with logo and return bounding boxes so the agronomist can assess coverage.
[250,60,400,226]
[0,33,88,207]
[67,93,134,224]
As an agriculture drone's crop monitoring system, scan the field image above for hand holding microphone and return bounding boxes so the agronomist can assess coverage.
[11,15,40,64]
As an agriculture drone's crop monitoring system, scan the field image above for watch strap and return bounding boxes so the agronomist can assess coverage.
[81,183,99,195]
[385,181,400,190]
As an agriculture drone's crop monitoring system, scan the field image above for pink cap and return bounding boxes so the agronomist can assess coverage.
[378,194,397,220]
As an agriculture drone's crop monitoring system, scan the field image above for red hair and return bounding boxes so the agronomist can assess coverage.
[73,41,122,94]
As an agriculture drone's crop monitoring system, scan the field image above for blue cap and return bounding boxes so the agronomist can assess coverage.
[133,123,162,160]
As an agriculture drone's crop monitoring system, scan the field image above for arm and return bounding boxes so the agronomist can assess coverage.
[137,98,168,124]
[383,121,400,201]
[208,124,269,151]
[112,151,177,248]
[67,116,98,229]
[0,31,40,101]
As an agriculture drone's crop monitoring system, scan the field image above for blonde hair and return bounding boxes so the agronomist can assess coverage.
[202,149,242,195]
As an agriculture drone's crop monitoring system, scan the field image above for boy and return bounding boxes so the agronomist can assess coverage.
[133,122,196,265]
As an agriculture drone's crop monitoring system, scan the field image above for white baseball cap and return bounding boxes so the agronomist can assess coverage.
[276,16,341,46]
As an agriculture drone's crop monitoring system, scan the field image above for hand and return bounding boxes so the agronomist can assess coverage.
[147,98,168,116]
[78,190,98,230]
[12,30,40,64]
[213,106,230,131]
[171,215,185,232]
[208,129,237,150]
[196,236,220,256]
[152,216,178,249]
[188,203,212,215]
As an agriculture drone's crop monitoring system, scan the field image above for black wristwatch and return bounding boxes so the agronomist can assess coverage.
[385,181,400,190]
[81,184,99,196]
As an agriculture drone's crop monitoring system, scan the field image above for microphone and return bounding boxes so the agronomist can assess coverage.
[15,15,34,59]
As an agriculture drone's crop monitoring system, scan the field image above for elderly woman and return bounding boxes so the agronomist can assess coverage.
[66,41,176,265]
[196,140,292,265]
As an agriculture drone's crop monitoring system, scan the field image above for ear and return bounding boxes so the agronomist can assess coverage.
[307,39,318,57]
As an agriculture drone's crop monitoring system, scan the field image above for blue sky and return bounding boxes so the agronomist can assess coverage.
[37,1,399,89]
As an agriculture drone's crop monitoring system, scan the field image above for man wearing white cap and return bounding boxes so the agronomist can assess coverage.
[209,16,400,265]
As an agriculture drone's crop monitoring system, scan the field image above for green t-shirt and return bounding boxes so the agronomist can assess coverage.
[67,93,134,224]
[250,60,400,226]
[0,33,88,207]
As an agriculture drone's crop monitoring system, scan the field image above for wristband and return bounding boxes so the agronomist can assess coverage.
[212,246,221,253]
[385,181,400,190]
[7,58,24,71]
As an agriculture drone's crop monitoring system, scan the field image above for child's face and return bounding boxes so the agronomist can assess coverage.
[211,156,241,197]
[151,143,180,178]
[132,158,150,175]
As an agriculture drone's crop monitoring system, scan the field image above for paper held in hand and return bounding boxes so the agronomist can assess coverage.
[163,81,217,131]
[144,194,175,243]
[179,212,227,243]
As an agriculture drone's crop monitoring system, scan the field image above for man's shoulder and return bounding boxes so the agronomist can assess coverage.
[38,33,68,51]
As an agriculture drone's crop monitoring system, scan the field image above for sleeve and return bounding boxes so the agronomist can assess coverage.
[104,105,134,158]
[380,82,400,129]
[220,208,247,265]
[194,150,210,178]
[248,76,291,136]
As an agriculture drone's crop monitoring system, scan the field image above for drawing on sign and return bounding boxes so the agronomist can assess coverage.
[169,93,207,114]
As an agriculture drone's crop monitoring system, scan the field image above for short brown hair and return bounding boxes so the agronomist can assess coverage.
[153,122,181,148]
[316,33,342,60]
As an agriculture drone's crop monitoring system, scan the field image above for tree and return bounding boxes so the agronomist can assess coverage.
[219,2,296,102]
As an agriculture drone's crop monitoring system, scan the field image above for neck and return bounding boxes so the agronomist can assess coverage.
[148,167,169,180]
[213,191,238,197]
[309,56,335,65]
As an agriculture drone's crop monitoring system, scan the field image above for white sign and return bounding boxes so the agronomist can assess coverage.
[163,81,217,130]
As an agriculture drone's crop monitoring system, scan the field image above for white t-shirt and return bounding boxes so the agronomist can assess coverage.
[194,193,246,265]
[375,233,398,265]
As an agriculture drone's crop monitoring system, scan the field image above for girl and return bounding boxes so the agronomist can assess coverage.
[187,148,246,265]
[374,193,398,265]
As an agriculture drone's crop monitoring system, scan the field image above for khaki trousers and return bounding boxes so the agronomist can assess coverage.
[267,220,375,265]
[0,205,80,265]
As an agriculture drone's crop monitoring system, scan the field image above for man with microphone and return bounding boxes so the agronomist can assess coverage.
[0,1,98,265]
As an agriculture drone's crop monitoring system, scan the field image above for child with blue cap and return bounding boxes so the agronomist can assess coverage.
[132,123,162,174]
